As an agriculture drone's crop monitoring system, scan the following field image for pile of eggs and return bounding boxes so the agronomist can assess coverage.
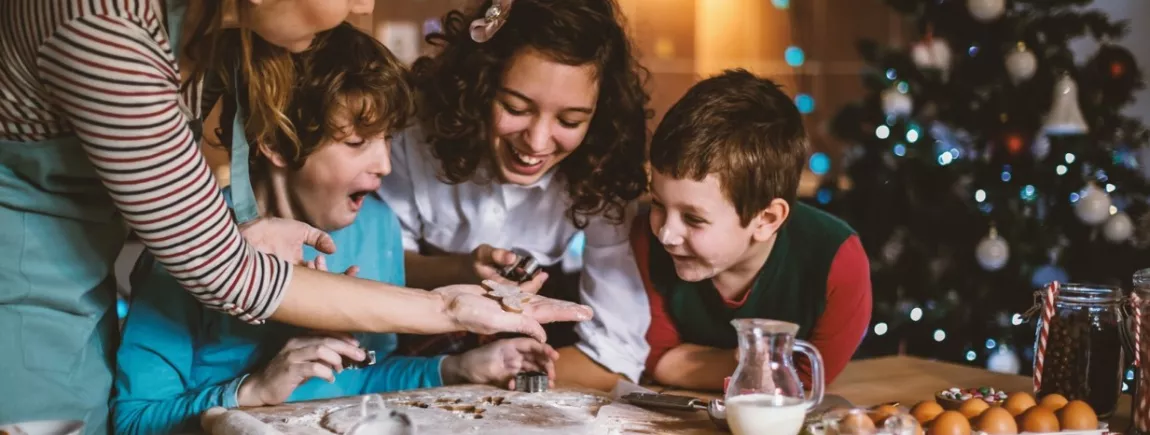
[909,391,1099,434]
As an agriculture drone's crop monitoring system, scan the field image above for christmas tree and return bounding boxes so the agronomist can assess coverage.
[823,0,1146,374]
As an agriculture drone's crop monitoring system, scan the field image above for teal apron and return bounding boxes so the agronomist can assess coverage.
[0,1,259,432]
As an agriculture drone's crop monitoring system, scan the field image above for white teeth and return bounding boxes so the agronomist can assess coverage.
[511,148,542,166]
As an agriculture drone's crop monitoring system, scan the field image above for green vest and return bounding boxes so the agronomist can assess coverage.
[646,202,856,348]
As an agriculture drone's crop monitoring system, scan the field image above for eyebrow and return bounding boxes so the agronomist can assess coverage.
[499,87,595,114]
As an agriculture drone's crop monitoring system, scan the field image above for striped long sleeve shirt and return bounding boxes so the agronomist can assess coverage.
[0,0,291,321]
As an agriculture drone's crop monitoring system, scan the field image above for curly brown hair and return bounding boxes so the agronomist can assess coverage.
[413,0,651,228]
[218,23,415,170]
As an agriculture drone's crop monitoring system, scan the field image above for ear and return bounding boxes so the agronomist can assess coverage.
[350,0,374,15]
[256,141,290,169]
[750,198,790,242]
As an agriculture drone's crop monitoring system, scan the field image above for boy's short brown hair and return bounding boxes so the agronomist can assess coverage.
[650,69,807,226]
[223,23,415,168]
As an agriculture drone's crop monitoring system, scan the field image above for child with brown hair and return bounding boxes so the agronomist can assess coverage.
[633,69,873,390]
[112,24,558,435]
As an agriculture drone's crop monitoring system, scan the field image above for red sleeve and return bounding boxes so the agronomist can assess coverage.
[631,211,682,376]
[798,235,871,387]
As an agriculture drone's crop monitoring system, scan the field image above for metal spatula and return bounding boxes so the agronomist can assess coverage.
[620,392,729,430]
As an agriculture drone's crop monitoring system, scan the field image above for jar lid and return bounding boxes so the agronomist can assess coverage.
[1134,268,1150,294]
[1056,283,1123,304]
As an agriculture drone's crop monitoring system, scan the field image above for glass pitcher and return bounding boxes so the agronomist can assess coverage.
[725,318,825,435]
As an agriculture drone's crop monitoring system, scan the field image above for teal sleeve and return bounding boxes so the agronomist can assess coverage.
[358,355,447,393]
[112,258,244,435]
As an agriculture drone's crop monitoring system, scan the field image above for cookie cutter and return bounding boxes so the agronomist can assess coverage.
[514,371,549,393]
[343,349,377,370]
[499,248,542,284]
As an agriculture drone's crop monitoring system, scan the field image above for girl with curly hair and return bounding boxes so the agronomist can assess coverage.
[379,0,653,388]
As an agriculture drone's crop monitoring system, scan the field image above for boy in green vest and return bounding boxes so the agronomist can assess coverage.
[632,69,872,391]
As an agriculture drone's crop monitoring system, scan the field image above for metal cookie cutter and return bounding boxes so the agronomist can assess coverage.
[499,248,542,284]
[514,371,549,393]
[343,349,377,370]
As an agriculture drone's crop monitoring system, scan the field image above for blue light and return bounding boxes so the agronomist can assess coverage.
[1020,185,1037,202]
[906,129,920,143]
[1056,165,1068,175]
[809,152,830,175]
[816,188,833,204]
[938,152,954,166]
[1001,171,1012,182]
[785,46,805,67]
[771,0,790,9]
[985,338,998,349]
[966,350,977,361]
[1069,192,1081,203]
[968,45,980,56]
[795,93,815,114]
[979,202,993,214]
[975,190,987,202]
[117,299,129,319]
[885,69,897,80]
[893,144,907,156]
[896,81,910,94]
[1128,368,1136,381]
[949,148,961,159]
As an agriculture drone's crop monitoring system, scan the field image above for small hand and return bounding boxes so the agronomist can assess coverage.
[240,217,336,265]
[441,337,560,388]
[237,334,365,407]
[304,254,359,278]
[432,283,593,342]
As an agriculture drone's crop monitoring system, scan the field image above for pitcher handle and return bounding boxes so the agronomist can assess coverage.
[794,340,825,410]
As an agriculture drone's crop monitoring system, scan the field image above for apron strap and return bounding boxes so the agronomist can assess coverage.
[228,78,260,225]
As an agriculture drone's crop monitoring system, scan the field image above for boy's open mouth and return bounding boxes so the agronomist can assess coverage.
[349,191,370,209]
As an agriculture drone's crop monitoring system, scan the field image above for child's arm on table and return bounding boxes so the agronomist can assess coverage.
[112,263,248,435]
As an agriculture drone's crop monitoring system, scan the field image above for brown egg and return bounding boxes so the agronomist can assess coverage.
[912,400,945,424]
[957,398,990,419]
[1057,400,1099,430]
[1017,405,1060,433]
[975,407,1019,435]
[870,404,901,425]
[1002,392,1037,416]
[1039,393,1069,411]
[839,410,877,434]
[927,411,972,435]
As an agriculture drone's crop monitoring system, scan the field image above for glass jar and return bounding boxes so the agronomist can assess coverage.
[1033,283,1126,419]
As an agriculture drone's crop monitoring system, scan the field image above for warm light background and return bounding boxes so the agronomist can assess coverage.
[200,0,912,192]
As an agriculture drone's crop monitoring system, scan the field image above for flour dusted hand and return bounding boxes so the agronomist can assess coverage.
[433,283,594,342]
[237,335,367,407]
[240,217,337,265]
[441,337,559,388]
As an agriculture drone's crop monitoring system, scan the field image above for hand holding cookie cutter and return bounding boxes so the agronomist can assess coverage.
[499,248,542,284]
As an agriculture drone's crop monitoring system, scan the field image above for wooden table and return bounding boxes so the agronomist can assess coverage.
[661,355,1133,431]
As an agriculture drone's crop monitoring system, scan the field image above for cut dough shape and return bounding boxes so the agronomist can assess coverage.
[482,279,532,313]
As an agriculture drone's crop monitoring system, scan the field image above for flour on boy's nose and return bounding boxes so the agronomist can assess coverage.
[659,226,681,245]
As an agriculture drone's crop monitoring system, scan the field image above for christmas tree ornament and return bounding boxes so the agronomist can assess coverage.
[1032,133,1051,159]
[1103,211,1133,242]
[1043,74,1089,136]
[1074,182,1112,225]
[1031,246,1069,288]
[1005,42,1037,84]
[987,345,1022,374]
[911,32,952,80]
[976,226,1010,271]
[967,0,1006,22]
[881,87,914,118]
[1088,43,1142,105]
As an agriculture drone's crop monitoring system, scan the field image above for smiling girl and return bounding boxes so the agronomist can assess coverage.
[379,0,652,386]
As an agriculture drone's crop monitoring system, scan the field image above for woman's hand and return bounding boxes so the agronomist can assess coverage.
[432,281,593,343]
[440,337,559,388]
[240,217,337,265]
[463,244,548,289]
[236,334,366,407]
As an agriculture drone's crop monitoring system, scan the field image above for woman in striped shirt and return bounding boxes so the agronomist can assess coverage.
[0,1,591,433]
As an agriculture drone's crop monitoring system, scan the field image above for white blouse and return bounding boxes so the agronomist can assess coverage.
[379,124,651,381]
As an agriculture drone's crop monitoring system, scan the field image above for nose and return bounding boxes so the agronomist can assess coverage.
[523,117,553,155]
[368,138,392,177]
[657,220,686,247]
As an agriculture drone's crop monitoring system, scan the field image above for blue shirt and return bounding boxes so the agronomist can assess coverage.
[112,191,444,435]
